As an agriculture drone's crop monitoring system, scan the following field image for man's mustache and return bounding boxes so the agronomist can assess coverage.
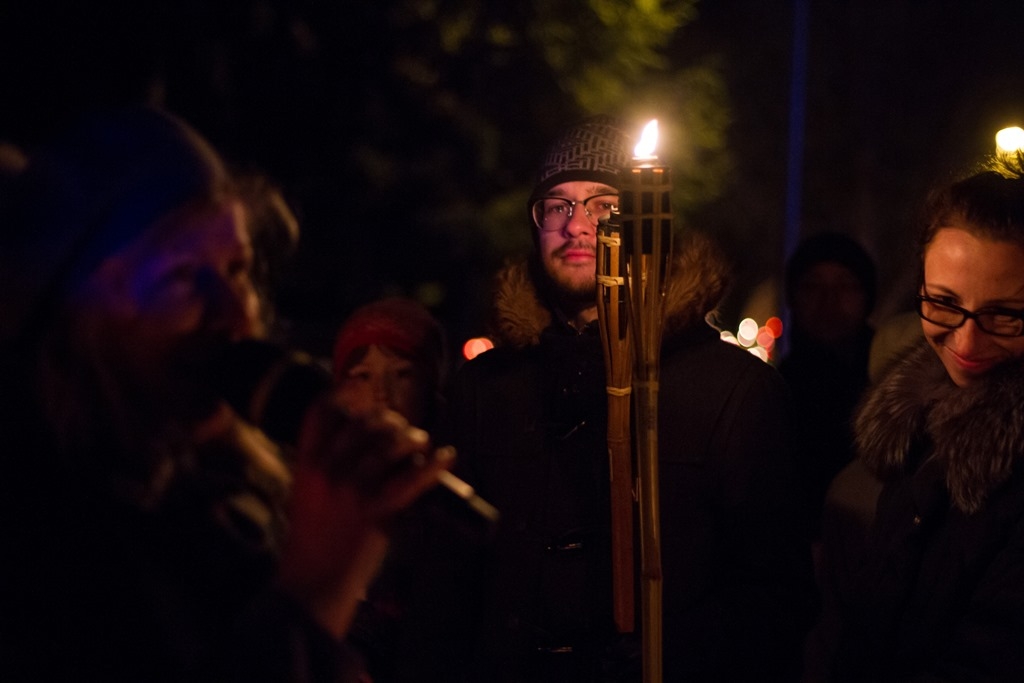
[554,240,596,257]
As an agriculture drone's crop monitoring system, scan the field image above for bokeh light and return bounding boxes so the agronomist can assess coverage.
[462,336,494,360]
[756,327,776,350]
[721,315,784,363]
[748,346,769,362]
[737,318,759,347]
[996,126,1024,154]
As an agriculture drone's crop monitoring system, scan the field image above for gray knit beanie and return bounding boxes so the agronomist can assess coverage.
[528,115,633,204]
[0,106,229,345]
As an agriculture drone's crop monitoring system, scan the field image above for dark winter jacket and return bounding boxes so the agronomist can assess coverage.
[830,343,1024,682]
[778,323,875,537]
[446,233,815,682]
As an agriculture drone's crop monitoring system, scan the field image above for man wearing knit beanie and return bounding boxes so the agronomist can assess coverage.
[523,115,631,327]
[437,116,815,682]
[0,106,449,681]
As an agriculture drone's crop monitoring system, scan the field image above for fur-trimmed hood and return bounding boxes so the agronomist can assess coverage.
[856,342,1024,514]
[488,230,731,349]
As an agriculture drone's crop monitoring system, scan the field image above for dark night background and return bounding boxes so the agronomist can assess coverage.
[3,0,1024,364]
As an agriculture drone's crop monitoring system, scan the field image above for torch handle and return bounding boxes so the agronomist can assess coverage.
[596,226,637,634]
[635,380,663,683]
[621,162,673,683]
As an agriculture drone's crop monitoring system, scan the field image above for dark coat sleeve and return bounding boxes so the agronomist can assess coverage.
[658,329,818,681]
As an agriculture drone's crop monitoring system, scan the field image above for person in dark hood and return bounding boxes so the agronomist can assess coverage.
[0,106,451,682]
[778,232,877,539]
[443,115,816,682]
[818,154,1024,681]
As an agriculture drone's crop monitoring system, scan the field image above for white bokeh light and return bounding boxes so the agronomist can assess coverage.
[737,317,759,348]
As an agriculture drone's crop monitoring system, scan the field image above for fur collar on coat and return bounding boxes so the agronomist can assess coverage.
[488,231,731,350]
[856,342,1024,514]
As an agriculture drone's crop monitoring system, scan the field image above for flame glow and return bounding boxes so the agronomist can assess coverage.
[633,119,659,159]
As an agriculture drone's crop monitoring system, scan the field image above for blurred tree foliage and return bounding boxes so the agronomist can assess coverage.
[0,0,731,352]
[253,0,732,350]
[8,0,1024,354]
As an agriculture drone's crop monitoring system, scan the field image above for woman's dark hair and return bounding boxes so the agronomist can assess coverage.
[920,151,1024,259]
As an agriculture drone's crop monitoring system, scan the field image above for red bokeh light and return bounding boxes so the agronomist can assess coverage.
[462,337,494,361]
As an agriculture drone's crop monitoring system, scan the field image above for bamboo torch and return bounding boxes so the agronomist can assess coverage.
[596,214,635,634]
[620,119,673,683]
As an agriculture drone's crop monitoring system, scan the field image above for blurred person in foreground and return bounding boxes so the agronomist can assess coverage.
[444,115,815,682]
[816,154,1024,681]
[778,231,877,541]
[0,106,450,681]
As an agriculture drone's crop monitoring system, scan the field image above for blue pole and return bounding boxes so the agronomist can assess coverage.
[780,0,809,359]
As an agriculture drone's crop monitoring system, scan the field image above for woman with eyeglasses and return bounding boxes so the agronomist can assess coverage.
[816,155,1024,682]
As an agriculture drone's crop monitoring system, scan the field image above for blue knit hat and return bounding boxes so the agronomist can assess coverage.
[0,106,229,344]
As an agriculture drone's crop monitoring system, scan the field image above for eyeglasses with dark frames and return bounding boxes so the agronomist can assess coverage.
[916,293,1024,337]
[530,193,619,232]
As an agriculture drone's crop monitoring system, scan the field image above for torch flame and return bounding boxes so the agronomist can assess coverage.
[633,119,659,159]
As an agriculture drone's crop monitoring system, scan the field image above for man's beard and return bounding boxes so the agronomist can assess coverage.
[550,274,596,310]
[542,241,597,313]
